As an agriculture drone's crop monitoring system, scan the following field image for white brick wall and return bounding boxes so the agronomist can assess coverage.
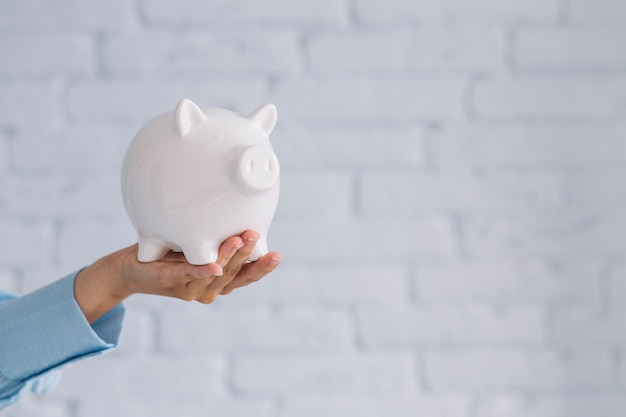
[427,123,626,169]
[473,76,626,121]
[0,0,135,32]
[353,0,561,24]
[140,0,350,27]
[567,0,626,23]
[308,26,506,73]
[425,349,611,390]
[102,32,302,76]
[513,28,626,70]
[0,35,94,77]
[2,0,626,416]
[232,353,418,394]
[273,78,468,123]
[357,304,545,346]
[415,259,601,303]
[0,82,61,126]
[67,79,269,123]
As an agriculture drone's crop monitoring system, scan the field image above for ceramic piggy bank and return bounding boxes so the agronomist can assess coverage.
[121,99,280,265]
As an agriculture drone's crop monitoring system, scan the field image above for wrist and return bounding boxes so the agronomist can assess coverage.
[74,250,133,323]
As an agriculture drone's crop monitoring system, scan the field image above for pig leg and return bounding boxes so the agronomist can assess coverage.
[137,231,171,263]
[249,236,269,262]
[181,241,218,266]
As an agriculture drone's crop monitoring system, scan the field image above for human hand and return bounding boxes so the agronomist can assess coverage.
[74,230,281,323]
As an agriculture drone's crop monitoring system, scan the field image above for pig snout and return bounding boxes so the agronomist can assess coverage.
[235,145,280,191]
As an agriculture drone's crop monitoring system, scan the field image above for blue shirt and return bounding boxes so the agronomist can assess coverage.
[0,271,124,409]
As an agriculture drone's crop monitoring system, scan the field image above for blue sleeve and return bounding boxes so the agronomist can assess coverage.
[0,271,125,409]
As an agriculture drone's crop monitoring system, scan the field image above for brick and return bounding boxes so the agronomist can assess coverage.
[553,307,626,346]
[476,394,626,417]
[57,217,136,270]
[281,394,470,417]
[354,0,560,24]
[229,264,410,306]
[0,82,59,127]
[270,217,456,260]
[54,354,226,397]
[159,305,352,351]
[0,176,126,219]
[118,290,166,311]
[272,78,466,123]
[77,396,273,417]
[562,173,626,212]
[308,26,505,74]
[358,305,545,346]
[416,259,600,304]
[233,353,418,394]
[0,131,9,174]
[473,76,626,121]
[272,126,425,170]
[0,0,135,32]
[0,35,94,77]
[462,214,626,257]
[425,349,611,390]
[11,125,132,174]
[140,0,349,27]
[428,123,626,169]
[567,0,626,23]
[67,79,268,124]
[115,309,155,353]
[514,27,626,70]
[360,172,565,214]
[103,32,301,76]
[19,266,90,295]
[308,30,406,74]
[608,260,626,303]
[276,172,353,219]
[0,220,48,266]
[407,25,505,72]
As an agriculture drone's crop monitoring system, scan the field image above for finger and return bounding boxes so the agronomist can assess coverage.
[187,262,224,279]
[202,237,257,294]
[220,251,281,294]
[153,262,219,299]
[180,273,219,302]
[215,236,244,267]
[202,272,237,300]
[222,230,260,276]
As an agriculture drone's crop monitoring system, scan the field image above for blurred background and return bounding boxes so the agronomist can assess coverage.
[2,0,626,416]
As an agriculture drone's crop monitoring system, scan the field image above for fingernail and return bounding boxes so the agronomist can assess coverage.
[245,237,259,246]
[269,256,281,266]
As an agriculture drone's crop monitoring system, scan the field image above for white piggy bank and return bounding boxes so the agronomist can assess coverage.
[121,98,280,265]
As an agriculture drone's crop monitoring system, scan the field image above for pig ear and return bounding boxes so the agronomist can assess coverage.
[247,103,277,135]
[174,99,206,137]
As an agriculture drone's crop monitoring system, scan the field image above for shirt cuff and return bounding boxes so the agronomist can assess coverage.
[0,271,124,380]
